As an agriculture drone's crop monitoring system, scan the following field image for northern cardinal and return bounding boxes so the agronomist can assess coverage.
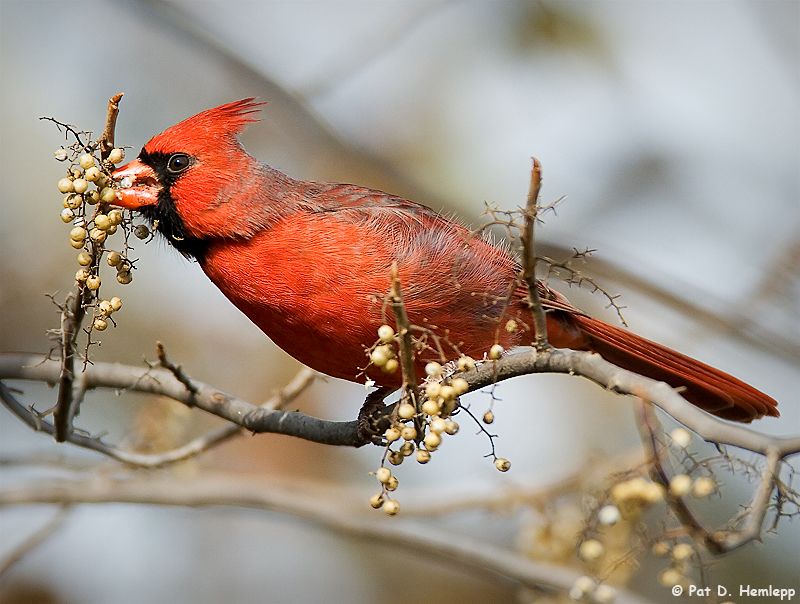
[111,99,778,423]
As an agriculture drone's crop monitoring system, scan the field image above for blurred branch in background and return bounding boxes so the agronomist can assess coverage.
[0,505,72,577]
[0,470,654,604]
[297,1,452,101]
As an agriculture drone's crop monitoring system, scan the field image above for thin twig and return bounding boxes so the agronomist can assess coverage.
[520,158,549,350]
[635,402,715,549]
[713,447,781,552]
[98,92,123,159]
[540,250,628,326]
[389,263,422,428]
[639,395,785,553]
[53,288,87,442]
[157,341,199,399]
[534,241,800,363]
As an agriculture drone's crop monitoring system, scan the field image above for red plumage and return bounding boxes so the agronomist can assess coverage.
[111,100,779,423]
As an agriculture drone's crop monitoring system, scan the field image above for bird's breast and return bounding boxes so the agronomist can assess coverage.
[199,213,526,383]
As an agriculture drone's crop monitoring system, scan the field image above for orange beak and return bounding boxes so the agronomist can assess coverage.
[111,159,161,209]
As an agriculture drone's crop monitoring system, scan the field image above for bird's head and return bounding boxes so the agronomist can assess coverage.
[111,99,264,258]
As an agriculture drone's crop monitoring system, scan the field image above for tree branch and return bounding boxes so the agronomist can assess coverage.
[714,447,782,552]
[634,401,789,554]
[635,402,709,541]
[0,349,800,464]
[0,504,71,576]
[1,356,320,465]
[53,288,90,442]
[2,351,796,459]
[1,346,795,559]
[459,349,799,458]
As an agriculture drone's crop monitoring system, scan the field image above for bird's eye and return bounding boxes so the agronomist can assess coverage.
[166,153,192,174]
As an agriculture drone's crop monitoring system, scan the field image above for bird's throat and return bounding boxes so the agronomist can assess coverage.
[138,189,209,261]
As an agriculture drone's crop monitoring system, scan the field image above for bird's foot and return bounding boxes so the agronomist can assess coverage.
[357,387,396,445]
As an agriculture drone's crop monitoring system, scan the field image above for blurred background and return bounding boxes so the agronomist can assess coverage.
[1,1,798,603]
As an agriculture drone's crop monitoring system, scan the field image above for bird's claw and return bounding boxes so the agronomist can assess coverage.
[356,387,396,445]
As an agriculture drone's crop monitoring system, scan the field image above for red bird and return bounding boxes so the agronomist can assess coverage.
[111,99,778,424]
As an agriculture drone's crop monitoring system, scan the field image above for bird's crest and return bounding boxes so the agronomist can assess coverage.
[144,98,265,154]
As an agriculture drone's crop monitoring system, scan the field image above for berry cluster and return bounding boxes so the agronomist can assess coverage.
[54,142,147,339]
[367,325,511,515]
[653,541,697,590]
[570,426,720,597]
[651,428,716,590]
[568,576,617,604]
[368,324,400,374]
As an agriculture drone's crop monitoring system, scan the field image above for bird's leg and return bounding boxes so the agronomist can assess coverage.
[357,386,397,445]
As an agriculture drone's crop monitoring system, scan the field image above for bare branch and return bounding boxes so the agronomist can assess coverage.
[540,250,628,326]
[3,349,796,466]
[98,92,123,159]
[458,349,799,458]
[1,357,322,464]
[520,157,549,350]
[634,401,789,554]
[635,403,720,550]
[714,447,782,552]
[157,341,199,399]
[120,365,318,467]
[53,287,88,442]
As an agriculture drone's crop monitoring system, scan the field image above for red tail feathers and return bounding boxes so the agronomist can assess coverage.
[570,314,779,423]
